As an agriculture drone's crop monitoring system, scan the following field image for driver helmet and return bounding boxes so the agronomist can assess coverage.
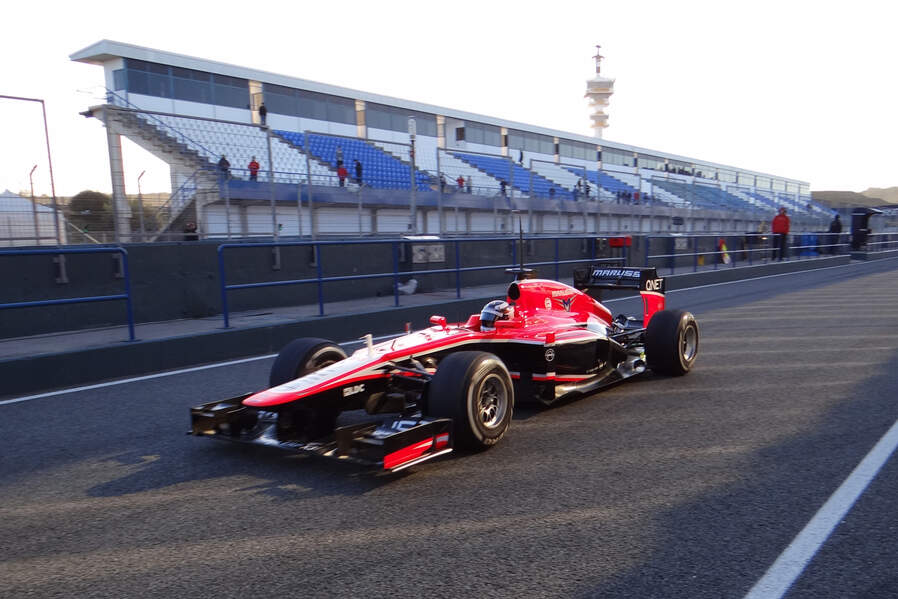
[480,300,511,331]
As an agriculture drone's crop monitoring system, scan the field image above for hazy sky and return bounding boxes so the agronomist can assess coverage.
[2,0,896,197]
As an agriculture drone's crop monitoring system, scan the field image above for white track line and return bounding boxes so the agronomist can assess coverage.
[2,258,894,407]
[744,417,898,599]
[0,332,405,406]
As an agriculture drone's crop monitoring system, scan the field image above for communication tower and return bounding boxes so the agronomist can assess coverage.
[585,45,615,138]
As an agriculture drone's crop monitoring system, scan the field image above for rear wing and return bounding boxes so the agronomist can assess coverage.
[573,264,666,326]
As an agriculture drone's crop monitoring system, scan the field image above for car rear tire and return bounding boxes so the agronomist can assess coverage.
[269,338,347,387]
[645,309,699,376]
[427,351,513,450]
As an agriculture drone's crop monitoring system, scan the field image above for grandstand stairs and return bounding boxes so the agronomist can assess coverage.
[95,107,220,239]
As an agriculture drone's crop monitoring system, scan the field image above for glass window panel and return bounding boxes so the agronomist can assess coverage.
[328,98,356,125]
[213,83,248,108]
[173,76,211,103]
[367,107,391,130]
[127,70,148,95]
[146,72,171,98]
[125,59,148,71]
[113,69,126,91]
[482,127,500,146]
[265,90,298,116]
[467,124,484,144]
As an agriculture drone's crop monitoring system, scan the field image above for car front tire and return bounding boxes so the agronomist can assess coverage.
[427,351,514,450]
[269,338,347,387]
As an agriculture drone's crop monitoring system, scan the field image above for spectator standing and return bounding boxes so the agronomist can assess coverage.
[258,102,267,127]
[217,155,230,178]
[771,207,790,261]
[456,175,465,192]
[336,146,344,166]
[549,187,555,199]
[828,213,842,253]
[499,180,507,197]
[584,181,590,199]
[337,164,348,187]
[183,221,199,241]
[466,176,472,193]
[518,149,524,165]
[248,156,260,181]
[439,174,447,192]
[354,159,363,185]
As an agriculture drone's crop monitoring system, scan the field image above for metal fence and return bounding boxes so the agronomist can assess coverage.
[216,235,627,326]
[0,246,135,341]
[644,233,852,274]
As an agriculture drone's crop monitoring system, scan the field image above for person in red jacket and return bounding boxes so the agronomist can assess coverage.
[248,156,260,181]
[771,207,790,261]
[337,164,348,187]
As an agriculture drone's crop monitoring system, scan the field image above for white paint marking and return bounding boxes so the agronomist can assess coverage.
[744,417,898,599]
[0,332,404,406]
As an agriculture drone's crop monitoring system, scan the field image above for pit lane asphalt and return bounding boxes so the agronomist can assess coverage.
[2,258,897,599]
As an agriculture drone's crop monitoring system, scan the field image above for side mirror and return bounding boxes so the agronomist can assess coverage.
[429,315,447,329]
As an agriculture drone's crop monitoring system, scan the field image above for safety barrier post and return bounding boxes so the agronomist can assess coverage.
[554,237,560,281]
[455,240,461,299]
[392,241,400,307]
[693,236,698,272]
[315,244,325,316]
[119,249,136,341]
[217,246,230,328]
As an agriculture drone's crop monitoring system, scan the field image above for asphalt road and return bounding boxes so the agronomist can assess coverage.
[2,258,898,599]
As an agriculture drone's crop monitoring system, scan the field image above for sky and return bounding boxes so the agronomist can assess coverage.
[2,0,897,198]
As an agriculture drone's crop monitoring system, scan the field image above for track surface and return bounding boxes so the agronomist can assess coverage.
[2,259,898,599]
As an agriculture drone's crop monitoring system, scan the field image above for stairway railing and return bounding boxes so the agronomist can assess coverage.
[105,89,218,162]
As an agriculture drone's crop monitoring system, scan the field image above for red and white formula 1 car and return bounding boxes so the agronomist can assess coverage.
[190,265,698,471]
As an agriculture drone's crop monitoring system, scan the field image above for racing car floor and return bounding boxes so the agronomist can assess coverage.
[2,256,898,598]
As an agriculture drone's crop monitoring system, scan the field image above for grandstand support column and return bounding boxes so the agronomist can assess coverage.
[408,119,417,235]
[102,107,131,242]
[528,160,534,198]
[357,187,364,237]
[304,131,316,239]
[435,148,443,235]
[223,177,232,239]
[265,129,281,269]
[296,181,303,240]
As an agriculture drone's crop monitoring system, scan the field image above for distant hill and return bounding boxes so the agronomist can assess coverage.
[812,189,898,209]
[860,187,898,204]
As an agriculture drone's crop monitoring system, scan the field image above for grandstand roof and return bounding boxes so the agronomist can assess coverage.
[71,40,808,186]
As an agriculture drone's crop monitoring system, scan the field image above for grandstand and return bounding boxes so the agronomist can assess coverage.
[70,40,828,240]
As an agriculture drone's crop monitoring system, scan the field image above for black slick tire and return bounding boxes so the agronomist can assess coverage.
[269,338,347,387]
[645,309,699,376]
[427,351,513,450]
